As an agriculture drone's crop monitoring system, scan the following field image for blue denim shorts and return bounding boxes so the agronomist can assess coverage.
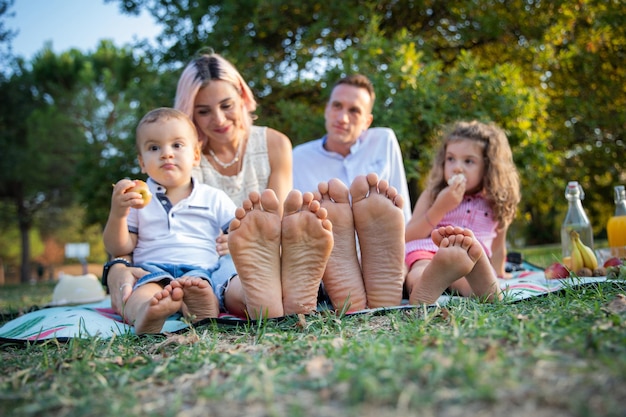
[134,255,237,312]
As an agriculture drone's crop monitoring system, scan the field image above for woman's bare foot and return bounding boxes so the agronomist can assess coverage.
[314,179,367,311]
[171,277,219,321]
[228,190,283,319]
[408,226,484,305]
[131,284,184,334]
[281,191,334,315]
[351,173,405,308]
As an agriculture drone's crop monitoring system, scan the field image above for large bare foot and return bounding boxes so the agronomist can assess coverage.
[281,191,334,315]
[314,179,366,311]
[171,277,219,321]
[351,173,405,308]
[408,225,483,305]
[131,285,184,334]
[228,190,283,319]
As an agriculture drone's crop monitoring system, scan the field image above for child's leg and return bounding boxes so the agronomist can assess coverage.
[351,173,405,308]
[408,226,483,305]
[124,282,183,334]
[314,179,366,311]
[281,190,334,315]
[171,277,219,321]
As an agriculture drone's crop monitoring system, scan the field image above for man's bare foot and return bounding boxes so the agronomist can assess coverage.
[132,285,184,334]
[314,179,366,311]
[171,277,219,321]
[408,225,484,305]
[228,190,283,319]
[351,173,405,308]
[281,190,334,315]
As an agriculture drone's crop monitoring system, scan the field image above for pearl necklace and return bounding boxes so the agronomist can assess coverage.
[207,139,244,169]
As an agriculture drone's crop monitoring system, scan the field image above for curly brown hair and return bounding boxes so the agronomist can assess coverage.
[426,120,521,227]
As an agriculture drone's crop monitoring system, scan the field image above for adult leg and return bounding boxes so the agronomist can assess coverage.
[228,190,283,319]
[351,173,405,308]
[315,179,367,311]
[281,191,334,315]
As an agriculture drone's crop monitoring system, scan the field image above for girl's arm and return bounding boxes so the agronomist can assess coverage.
[490,225,509,278]
[266,127,293,215]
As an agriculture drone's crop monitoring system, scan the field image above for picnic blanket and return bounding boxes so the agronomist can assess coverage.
[0,263,616,343]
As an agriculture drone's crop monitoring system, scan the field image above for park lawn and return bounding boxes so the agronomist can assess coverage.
[1,247,626,417]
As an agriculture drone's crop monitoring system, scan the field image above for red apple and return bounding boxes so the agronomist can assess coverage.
[126,180,152,209]
[544,262,570,279]
[603,257,623,268]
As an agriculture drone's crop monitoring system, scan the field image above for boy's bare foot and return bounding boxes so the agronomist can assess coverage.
[281,190,334,315]
[172,277,219,321]
[228,190,283,319]
[351,173,405,308]
[315,179,367,311]
[409,225,483,305]
[132,284,184,334]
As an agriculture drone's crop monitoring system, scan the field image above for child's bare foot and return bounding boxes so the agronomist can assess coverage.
[172,277,219,321]
[281,190,334,315]
[314,179,366,311]
[409,225,483,305]
[351,173,405,308]
[132,285,184,334]
[228,190,283,319]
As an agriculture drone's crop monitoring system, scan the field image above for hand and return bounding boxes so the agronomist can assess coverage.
[108,263,148,315]
[216,232,230,256]
[434,180,466,213]
[110,179,146,217]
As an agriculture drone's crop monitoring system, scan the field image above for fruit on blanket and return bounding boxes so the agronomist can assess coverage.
[593,267,607,277]
[575,267,593,277]
[570,230,598,270]
[544,262,570,279]
[603,257,623,268]
[569,236,585,272]
[562,256,573,269]
[126,179,152,208]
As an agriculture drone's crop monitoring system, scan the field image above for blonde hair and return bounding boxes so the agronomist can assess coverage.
[174,49,257,147]
[136,107,198,152]
[426,120,520,227]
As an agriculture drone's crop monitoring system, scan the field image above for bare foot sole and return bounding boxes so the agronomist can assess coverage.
[351,173,405,308]
[133,286,184,334]
[173,277,219,321]
[315,179,366,311]
[409,226,482,305]
[281,191,334,315]
[228,190,283,319]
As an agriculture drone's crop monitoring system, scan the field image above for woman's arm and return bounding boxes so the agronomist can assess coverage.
[266,127,293,214]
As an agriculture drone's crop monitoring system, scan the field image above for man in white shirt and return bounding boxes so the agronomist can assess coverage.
[292,75,408,311]
[293,75,411,221]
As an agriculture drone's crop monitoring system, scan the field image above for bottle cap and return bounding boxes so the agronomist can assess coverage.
[565,181,584,200]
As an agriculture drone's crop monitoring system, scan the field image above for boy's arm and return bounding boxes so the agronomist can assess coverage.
[103,180,139,256]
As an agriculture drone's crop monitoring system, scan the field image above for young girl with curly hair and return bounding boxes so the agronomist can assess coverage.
[404,120,521,305]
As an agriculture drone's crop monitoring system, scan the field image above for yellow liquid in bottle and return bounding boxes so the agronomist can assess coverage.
[607,215,626,257]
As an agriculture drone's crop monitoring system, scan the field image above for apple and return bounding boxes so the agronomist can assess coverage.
[544,262,570,279]
[603,257,623,268]
[126,179,152,209]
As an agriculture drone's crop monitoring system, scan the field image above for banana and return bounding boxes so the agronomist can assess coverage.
[569,236,585,272]
[570,231,598,270]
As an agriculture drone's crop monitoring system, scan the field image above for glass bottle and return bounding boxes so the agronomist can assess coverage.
[607,185,626,258]
[560,181,594,259]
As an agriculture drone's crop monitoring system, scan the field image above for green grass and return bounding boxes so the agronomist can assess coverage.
[2,248,626,417]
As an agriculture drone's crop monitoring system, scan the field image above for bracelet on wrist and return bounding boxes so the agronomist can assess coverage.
[101,257,132,288]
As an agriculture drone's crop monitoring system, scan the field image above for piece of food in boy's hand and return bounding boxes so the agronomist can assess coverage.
[447,173,466,186]
[125,180,152,209]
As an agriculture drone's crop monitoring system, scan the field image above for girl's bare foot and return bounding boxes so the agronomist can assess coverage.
[408,226,484,305]
[228,190,283,319]
[351,173,405,308]
[131,284,184,334]
[281,191,334,315]
[314,179,367,311]
[172,277,219,321]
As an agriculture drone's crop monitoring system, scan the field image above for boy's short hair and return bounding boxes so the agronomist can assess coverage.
[136,107,198,149]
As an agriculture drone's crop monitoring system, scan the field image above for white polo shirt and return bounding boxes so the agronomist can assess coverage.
[128,178,236,269]
[292,127,412,221]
